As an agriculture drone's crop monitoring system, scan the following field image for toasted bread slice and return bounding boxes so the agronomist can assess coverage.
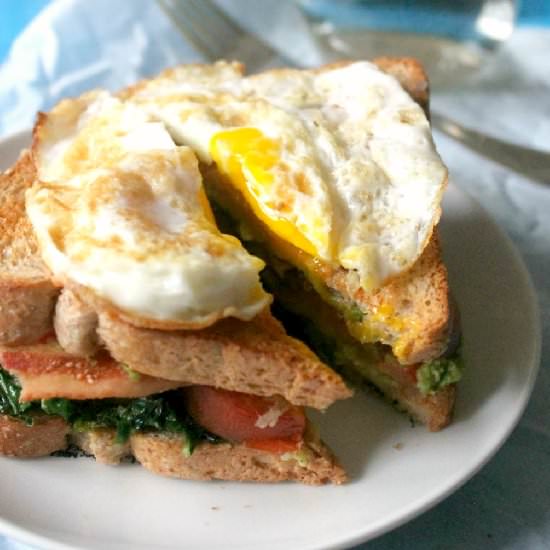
[0,414,345,484]
[265,271,455,431]
[329,57,451,365]
[0,152,58,345]
[0,413,69,457]
[6,58,450,365]
[322,231,452,365]
[96,308,351,410]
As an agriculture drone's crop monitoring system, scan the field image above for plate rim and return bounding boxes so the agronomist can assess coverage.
[0,129,543,550]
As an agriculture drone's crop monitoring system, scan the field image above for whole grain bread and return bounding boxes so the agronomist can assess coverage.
[0,152,58,345]
[324,58,451,366]
[325,232,453,365]
[54,288,100,356]
[0,413,69,457]
[267,267,455,431]
[96,308,352,409]
[0,414,346,484]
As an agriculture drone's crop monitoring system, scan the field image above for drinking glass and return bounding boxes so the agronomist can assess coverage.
[296,0,517,87]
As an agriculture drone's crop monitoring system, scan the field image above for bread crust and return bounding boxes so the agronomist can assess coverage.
[54,288,100,356]
[0,152,58,345]
[373,57,430,113]
[132,428,346,485]
[0,280,58,345]
[97,309,352,410]
[0,414,69,457]
[0,415,345,484]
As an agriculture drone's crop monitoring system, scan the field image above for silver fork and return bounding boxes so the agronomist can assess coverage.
[157,0,550,185]
[157,0,293,72]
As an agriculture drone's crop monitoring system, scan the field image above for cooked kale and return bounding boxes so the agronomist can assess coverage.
[52,395,223,451]
[0,368,35,424]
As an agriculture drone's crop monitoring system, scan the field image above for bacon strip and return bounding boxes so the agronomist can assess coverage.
[0,341,183,402]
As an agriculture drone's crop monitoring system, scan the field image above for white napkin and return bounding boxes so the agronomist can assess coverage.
[0,0,324,137]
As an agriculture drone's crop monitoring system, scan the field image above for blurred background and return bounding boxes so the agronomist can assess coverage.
[0,1,549,549]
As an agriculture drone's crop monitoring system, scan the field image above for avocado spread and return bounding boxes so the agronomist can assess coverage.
[416,354,464,395]
[0,366,221,453]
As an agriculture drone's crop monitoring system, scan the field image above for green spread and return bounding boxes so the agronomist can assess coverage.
[264,263,464,402]
[120,363,142,382]
[416,354,464,395]
[0,367,221,453]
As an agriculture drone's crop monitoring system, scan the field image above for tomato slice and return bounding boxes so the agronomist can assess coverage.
[183,386,306,445]
[378,358,419,386]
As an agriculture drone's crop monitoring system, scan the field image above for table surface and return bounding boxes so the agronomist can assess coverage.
[0,2,549,549]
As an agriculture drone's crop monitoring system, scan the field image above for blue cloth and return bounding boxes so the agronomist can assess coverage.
[0,0,50,63]
[519,0,550,25]
[300,0,550,39]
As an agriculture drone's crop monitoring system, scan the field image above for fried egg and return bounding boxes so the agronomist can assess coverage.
[28,91,271,328]
[129,61,447,290]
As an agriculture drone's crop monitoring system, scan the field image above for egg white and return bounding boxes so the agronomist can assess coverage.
[128,61,447,290]
[28,91,270,327]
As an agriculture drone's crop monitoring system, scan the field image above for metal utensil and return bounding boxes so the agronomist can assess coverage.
[431,112,549,183]
[157,0,550,185]
[157,0,292,71]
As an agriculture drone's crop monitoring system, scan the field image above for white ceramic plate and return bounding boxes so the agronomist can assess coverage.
[0,131,541,550]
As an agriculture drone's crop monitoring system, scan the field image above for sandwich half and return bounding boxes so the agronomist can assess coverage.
[0,338,344,484]
[123,58,463,431]
[0,125,349,483]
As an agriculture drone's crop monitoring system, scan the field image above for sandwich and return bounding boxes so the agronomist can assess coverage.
[0,104,350,484]
[124,58,463,431]
[0,56,462,486]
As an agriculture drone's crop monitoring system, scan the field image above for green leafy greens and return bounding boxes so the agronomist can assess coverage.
[0,366,221,454]
[0,368,34,424]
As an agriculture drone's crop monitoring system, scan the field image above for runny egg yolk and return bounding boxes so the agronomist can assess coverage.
[209,127,317,257]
